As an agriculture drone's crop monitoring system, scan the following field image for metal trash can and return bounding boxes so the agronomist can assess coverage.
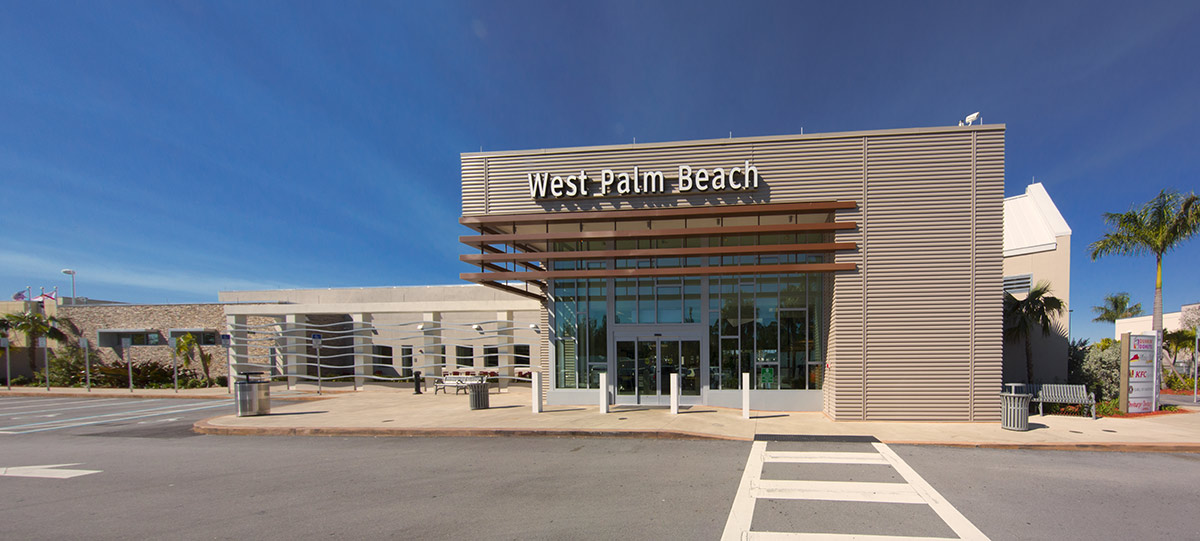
[1001,392,1032,431]
[236,372,271,417]
[467,382,490,410]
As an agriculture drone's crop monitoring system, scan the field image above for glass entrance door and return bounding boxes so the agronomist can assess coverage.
[615,336,701,405]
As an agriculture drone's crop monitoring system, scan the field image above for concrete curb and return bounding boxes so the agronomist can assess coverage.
[880,441,1200,453]
[192,418,750,441]
[192,419,1200,451]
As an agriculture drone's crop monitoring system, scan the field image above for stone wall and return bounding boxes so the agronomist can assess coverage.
[56,303,274,382]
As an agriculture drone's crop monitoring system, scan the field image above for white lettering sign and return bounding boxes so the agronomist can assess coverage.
[527,161,760,200]
[1127,333,1158,413]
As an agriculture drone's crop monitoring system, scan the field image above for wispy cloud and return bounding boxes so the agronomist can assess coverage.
[0,249,296,298]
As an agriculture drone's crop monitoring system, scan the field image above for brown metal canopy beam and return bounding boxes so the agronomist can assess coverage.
[478,280,546,301]
[459,200,856,229]
[461,242,856,263]
[461,262,856,282]
[461,221,856,246]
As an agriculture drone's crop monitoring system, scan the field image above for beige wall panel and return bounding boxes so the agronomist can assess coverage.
[464,126,1003,421]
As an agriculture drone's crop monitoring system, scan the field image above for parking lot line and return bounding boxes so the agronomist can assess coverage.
[0,401,228,432]
[4,401,233,434]
[0,398,97,411]
[0,398,147,416]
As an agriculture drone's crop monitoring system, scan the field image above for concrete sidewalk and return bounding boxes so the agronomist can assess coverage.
[186,384,1200,452]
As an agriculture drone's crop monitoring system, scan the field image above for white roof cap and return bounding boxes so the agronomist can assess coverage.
[1004,183,1071,257]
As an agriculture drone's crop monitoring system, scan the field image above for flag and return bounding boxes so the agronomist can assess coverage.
[33,291,56,302]
[11,290,25,301]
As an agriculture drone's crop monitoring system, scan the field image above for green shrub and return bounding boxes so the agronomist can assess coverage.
[1162,370,1196,391]
[91,360,204,388]
[7,375,32,386]
[31,344,92,387]
[1081,344,1121,401]
[1096,398,1121,417]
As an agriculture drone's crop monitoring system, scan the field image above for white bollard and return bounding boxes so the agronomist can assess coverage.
[532,371,543,413]
[598,372,608,414]
[670,372,679,414]
[742,373,750,419]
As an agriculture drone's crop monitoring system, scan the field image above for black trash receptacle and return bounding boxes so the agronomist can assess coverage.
[1000,392,1031,431]
[236,372,271,417]
[467,382,489,410]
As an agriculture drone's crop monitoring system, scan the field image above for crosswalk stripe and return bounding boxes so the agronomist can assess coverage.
[873,443,989,541]
[750,479,925,504]
[724,441,990,540]
[762,451,889,464]
[748,532,964,540]
[721,440,766,540]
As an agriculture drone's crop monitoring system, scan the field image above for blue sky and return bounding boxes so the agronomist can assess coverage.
[1,1,1197,343]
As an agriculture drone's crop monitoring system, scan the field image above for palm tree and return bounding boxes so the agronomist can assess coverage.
[1090,189,1200,331]
[1004,280,1066,384]
[1091,292,1144,323]
[3,311,70,373]
[175,332,215,387]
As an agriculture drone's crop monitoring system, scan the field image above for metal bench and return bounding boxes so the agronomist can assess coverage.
[1031,384,1096,419]
[434,375,484,395]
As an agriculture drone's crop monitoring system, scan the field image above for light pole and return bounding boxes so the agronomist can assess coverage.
[61,269,76,305]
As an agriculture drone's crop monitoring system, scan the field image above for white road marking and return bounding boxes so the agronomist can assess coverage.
[723,441,990,540]
[722,440,766,540]
[750,479,924,504]
[873,443,989,541]
[3,402,232,434]
[136,417,180,425]
[8,413,61,420]
[1,463,102,479]
[748,533,967,540]
[0,398,94,411]
[0,398,150,416]
[0,401,224,431]
[762,451,889,464]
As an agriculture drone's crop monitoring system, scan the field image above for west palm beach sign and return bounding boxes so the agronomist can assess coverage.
[528,162,761,199]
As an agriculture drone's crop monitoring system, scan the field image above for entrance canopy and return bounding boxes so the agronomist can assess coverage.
[459,200,860,300]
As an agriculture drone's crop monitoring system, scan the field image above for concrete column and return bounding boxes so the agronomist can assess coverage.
[497,310,513,381]
[421,311,441,389]
[742,372,750,419]
[351,313,372,390]
[284,314,307,389]
[598,372,608,414]
[226,314,248,393]
[670,372,679,415]
[532,371,542,413]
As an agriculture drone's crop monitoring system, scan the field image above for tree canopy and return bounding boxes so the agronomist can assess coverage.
[1091,292,1144,323]
[1089,189,1199,331]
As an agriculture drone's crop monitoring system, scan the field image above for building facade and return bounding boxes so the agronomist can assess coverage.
[460,125,1006,421]
[1001,183,1072,383]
